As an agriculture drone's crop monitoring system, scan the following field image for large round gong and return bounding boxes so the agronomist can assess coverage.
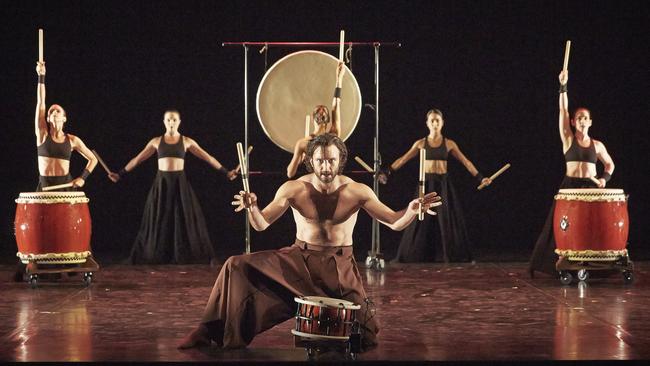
[256,50,362,153]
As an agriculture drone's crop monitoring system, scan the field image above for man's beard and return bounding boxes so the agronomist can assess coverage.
[317,171,336,183]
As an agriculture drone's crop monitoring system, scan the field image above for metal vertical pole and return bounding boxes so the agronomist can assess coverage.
[373,44,381,256]
[243,44,251,254]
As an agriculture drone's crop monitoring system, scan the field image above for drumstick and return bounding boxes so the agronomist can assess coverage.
[477,163,511,190]
[418,148,426,221]
[236,143,250,194]
[354,156,374,173]
[563,40,571,71]
[590,176,601,186]
[234,145,253,173]
[42,182,74,191]
[91,149,112,175]
[304,114,311,137]
[339,30,345,61]
[38,29,44,63]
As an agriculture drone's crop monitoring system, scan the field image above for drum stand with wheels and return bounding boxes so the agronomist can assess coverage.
[556,254,634,285]
[23,256,100,289]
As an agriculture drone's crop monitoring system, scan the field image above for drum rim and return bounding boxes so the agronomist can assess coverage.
[294,295,361,309]
[557,188,624,194]
[16,192,90,204]
[291,329,350,341]
[256,50,362,153]
[18,191,87,197]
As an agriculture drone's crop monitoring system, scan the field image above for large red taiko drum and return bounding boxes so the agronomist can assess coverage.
[14,192,92,264]
[553,188,628,261]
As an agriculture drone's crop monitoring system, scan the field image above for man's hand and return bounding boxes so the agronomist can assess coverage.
[232,190,257,212]
[407,192,442,216]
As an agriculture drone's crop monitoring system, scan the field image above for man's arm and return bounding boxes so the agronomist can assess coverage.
[233,181,296,231]
[357,183,440,231]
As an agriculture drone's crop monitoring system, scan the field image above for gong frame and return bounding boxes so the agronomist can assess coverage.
[222,41,401,268]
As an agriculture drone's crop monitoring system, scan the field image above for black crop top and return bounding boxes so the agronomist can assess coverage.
[37,134,72,160]
[425,137,448,160]
[564,139,597,163]
[157,135,186,159]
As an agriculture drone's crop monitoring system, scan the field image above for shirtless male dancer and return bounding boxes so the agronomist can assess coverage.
[179,133,441,350]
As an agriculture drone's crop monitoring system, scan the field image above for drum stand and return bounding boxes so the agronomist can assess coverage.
[222,41,401,261]
[556,255,634,285]
[22,256,100,289]
[293,325,361,361]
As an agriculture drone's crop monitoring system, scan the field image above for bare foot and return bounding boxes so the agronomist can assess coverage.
[178,325,211,349]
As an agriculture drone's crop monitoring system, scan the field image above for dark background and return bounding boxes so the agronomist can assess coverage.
[2,0,648,264]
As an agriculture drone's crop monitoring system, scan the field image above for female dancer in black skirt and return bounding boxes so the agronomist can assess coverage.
[109,110,238,264]
[528,70,615,277]
[34,61,97,191]
[378,109,491,263]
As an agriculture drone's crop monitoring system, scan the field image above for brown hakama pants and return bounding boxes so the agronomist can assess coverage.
[199,239,378,348]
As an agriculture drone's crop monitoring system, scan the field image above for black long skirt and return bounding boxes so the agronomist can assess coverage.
[127,171,215,264]
[392,173,472,263]
[36,174,74,191]
[528,176,597,277]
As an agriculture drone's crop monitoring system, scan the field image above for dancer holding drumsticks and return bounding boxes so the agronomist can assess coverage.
[109,109,238,264]
[34,29,97,191]
[286,31,347,178]
[378,108,492,263]
[529,41,615,277]
[179,134,442,350]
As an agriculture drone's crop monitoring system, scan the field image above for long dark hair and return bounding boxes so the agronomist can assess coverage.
[304,133,348,174]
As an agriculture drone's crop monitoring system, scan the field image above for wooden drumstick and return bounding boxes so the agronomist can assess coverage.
[563,40,571,71]
[304,114,311,137]
[42,182,74,191]
[38,29,44,63]
[478,163,512,190]
[590,176,601,186]
[354,156,374,173]
[91,149,112,175]
[234,145,253,173]
[236,143,250,194]
[339,30,345,61]
[418,148,426,221]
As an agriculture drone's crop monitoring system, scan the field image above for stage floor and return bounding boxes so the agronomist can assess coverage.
[1,261,649,362]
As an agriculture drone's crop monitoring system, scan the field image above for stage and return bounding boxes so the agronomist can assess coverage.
[1,261,648,363]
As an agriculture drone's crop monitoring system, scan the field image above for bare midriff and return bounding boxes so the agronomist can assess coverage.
[38,157,70,176]
[424,159,447,174]
[565,161,597,178]
[158,157,185,171]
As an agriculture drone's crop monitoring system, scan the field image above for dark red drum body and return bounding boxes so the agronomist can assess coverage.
[553,188,628,261]
[291,296,360,341]
[14,192,92,264]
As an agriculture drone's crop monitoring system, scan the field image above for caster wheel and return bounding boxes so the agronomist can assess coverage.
[622,271,634,285]
[29,274,39,289]
[375,258,385,271]
[559,271,573,285]
[306,347,316,360]
[365,257,376,269]
[83,272,93,286]
[577,269,589,281]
